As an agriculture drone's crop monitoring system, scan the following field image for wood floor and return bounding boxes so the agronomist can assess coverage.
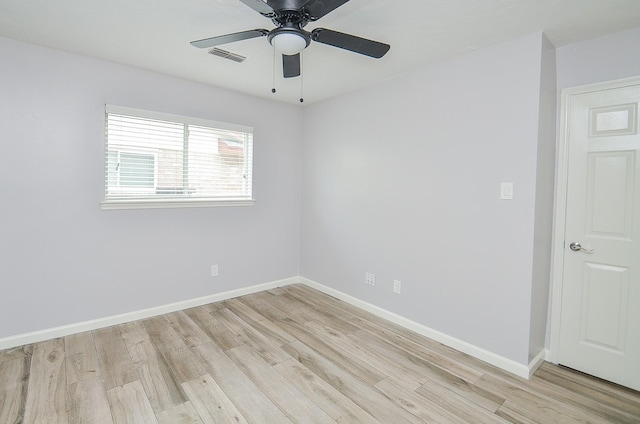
[1,284,639,423]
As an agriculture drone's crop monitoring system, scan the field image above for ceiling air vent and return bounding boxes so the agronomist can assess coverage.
[208,48,246,63]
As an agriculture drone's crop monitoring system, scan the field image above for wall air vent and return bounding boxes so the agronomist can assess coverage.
[208,48,246,63]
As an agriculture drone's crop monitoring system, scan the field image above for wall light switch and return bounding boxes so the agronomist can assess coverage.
[500,182,514,200]
[393,280,401,294]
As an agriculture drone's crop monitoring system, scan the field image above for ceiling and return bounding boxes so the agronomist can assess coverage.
[1,0,639,105]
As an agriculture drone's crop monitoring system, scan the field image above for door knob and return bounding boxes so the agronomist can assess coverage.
[569,242,593,253]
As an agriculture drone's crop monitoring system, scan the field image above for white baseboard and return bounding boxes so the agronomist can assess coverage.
[0,275,541,380]
[300,277,537,379]
[528,349,547,377]
[0,276,300,350]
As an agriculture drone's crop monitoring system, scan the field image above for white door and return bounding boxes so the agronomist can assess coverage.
[557,79,640,391]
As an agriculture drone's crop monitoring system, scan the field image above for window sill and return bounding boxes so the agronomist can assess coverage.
[101,198,256,210]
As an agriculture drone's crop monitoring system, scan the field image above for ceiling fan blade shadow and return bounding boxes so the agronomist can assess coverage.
[303,0,350,20]
[191,29,269,48]
[311,28,390,58]
[283,53,301,78]
[238,0,275,16]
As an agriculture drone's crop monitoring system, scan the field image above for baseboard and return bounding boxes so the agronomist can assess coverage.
[0,276,300,350]
[1,275,542,380]
[299,277,535,379]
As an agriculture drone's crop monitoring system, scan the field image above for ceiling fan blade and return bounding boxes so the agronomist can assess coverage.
[282,53,301,78]
[302,0,350,20]
[311,28,390,58]
[238,0,275,16]
[190,29,269,48]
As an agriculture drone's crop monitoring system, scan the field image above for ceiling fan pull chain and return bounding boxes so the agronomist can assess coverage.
[271,43,277,94]
[299,50,304,103]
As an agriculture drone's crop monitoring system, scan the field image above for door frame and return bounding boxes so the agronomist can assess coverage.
[548,75,640,364]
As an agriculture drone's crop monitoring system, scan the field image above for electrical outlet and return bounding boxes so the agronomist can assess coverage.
[366,272,376,286]
[211,264,219,277]
[393,279,401,294]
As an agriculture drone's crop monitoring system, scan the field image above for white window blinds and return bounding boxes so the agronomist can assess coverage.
[103,106,254,209]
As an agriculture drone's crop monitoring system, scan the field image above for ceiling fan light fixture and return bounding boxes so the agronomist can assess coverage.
[272,32,307,55]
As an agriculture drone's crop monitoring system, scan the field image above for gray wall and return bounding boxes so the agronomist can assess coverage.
[528,35,556,363]
[556,26,640,90]
[0,37,302,339]
[300,32,552,365]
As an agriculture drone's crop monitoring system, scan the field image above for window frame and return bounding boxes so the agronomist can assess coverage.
[101,105,255,210]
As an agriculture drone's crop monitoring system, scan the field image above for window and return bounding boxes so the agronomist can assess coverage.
[102,105,254,210]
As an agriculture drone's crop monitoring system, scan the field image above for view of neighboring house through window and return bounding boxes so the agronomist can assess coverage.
[103,105,254,209]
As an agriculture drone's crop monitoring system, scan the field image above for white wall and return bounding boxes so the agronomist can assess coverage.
[300,32,552,365]
[0,37,302,339]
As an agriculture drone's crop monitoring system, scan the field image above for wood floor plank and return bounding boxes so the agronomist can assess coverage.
[374,377,470,424]
[352,326,484,383]
[348,328,479,389]
[225,299,298,346]
[239,292,293,322]
[0,344,33,363]
[107,380,158,424]
[276,294,334,326]
[193,341,293,423]
[305,320,425,390]
[523,368,640,423]
[93,326,138,389]
[475,373,614,424]
[282,286,362,334]
[478,361,640,424]
[237,293,291,321]
[273,358,382,424]
[347,307,508,378]
[142,317,207,384]
[226,344,336,424]
[419,368,504,413]
[275,319,386,386]
[222,297,269,323]
[164,311,212,348]
[247,290,325,325]
[494,400,540,424]
[155,401,203,424]
[23,338,68,424]
[182,305,243,351]
[350,326,505,413]
[283,339,424,424]
[68,377,115,424]
[415,379,511,424]
[213,307,292,365]
[181,374,248,423]
[267,286,287,295]
[533,363,640,421]
[65,331,101,384]
[119,321,187,414]
[0,356,30,424]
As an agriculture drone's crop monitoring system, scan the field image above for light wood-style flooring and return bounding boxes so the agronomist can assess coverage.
[1,284,639,423]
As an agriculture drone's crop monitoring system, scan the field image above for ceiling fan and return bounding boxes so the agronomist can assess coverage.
[190,0,390,79]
